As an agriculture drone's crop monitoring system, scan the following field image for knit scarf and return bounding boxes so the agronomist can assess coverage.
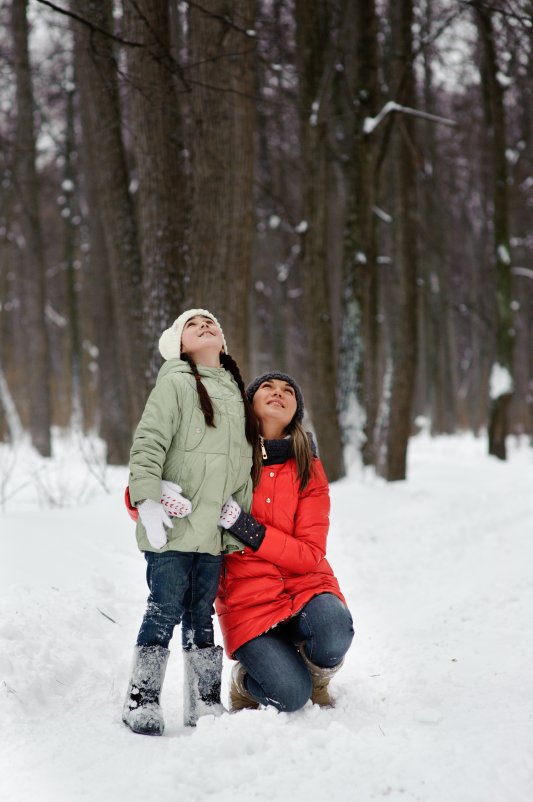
[261,433,317,466]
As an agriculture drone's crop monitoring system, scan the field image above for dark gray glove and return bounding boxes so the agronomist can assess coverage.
[227,510,266,551]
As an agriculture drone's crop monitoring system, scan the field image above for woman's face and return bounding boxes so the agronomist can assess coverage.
[252,379,297,435]
[180,315,223,357]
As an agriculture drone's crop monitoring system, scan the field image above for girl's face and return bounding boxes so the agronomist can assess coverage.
[181,315,223,359]
[252,379,297,434]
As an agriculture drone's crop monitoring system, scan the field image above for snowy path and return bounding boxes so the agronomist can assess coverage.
[0,435,532,802]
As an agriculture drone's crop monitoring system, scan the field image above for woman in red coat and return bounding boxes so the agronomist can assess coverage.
[216,372,354,712]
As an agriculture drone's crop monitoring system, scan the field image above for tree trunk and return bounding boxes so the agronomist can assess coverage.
[63,76,83,430]
[378,0,418,481]
[71,0,146,428]
[474,3,514,460]
[123,0,187,382]
[341,0,380,466]
[79,187,132,465]
[74,148,132,462]
[421,0,456,435]
[187,1,256,373]
[11,0,52,456]
[295,0,344,481]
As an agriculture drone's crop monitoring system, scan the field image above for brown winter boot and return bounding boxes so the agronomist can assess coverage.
[298,643,344,707]
[229,662,260,712]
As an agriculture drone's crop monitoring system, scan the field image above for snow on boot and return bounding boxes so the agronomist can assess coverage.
[229,662,260,713]
[183,645,225,727]
[298,644,344,708]
[122,645,169,736]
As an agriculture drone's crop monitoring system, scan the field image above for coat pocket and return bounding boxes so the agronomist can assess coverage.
[184,409,206,451]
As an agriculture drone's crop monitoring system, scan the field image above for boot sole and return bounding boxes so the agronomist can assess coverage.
[122,717,164,736]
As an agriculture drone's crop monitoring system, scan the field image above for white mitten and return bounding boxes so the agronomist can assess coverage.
[138,499,172,549]
[160,480,192,518]
[218,496,242,529]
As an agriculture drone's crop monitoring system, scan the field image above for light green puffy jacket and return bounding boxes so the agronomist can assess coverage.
[128,359,253,555]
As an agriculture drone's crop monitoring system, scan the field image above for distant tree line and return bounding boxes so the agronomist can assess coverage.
[0,0,532,480]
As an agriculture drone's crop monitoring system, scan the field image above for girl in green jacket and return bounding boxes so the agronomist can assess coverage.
[122,309,259,735]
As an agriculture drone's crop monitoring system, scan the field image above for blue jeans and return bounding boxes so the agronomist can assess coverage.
[234,593,354,712]
[136,551,222,650]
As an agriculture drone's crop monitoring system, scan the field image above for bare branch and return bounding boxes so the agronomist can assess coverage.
[512,267,533,280]
[459,0,533,28]
[364,101,457,134]
[183,0,257,38]
[34,0,144,48]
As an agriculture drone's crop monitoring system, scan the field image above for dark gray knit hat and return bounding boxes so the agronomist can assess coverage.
[246,372,304,423]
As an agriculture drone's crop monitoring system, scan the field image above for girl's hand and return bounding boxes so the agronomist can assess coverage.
[138,499,173,549]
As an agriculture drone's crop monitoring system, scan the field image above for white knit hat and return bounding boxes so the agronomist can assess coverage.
[158,308,228,360]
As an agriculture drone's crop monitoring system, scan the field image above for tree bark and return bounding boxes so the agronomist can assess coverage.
[378,0,418,481]
[73,41,133,464]
[63,77,83,430]
[341,0,380,466]
[71,0,146,427]
[11,0,52,456]
[420,0,457,435]
[187,0,256,373]
[474,2,514,460]
[295,0,344,481]
[123,0,187,382]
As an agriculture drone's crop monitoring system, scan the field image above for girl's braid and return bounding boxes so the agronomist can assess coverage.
[180,352,215,427]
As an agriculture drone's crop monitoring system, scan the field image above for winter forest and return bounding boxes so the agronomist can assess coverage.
[1,3,533,802]
[0,0,531,483]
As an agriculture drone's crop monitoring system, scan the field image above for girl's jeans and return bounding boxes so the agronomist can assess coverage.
[136,551,222,650]
[234,593,354,712]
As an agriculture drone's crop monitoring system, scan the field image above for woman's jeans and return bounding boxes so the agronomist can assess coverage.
[234,593,354,712]
[136,551,222,650]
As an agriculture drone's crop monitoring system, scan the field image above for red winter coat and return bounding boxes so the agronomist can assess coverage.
[216,457,346,657]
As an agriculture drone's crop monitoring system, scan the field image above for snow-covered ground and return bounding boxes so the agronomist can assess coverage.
[0,433,532,802]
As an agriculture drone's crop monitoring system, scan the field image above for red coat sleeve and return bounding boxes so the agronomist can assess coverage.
[254,459,330,574]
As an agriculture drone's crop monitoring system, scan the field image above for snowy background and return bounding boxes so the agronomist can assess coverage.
[0,433,532,802]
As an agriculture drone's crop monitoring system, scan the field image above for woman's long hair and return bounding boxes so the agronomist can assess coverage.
[180,352,262,487]
[285,419,314,491]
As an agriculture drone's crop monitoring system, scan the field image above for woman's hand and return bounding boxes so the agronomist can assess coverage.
[219,496,265,551]
[160,480,192,518]
[124,481,191,526]
[218,496,242,528]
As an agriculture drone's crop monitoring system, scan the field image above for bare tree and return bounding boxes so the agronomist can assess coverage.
[186,0,256,373]
[295,0,344,480]
[11,0,52,456]
[418,0,457,435]
[78,190,132,464]
[71,0,146,427]
[376,0,419,481]
[62,74,83,428]
[1,0,532,466]
[122,0,187,382]
[340,0,381,466]
[474,2,515,459]
[71,10,132,463]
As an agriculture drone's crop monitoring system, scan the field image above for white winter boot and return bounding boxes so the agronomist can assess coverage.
[122,645,169,735]
[183,645,225,727]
